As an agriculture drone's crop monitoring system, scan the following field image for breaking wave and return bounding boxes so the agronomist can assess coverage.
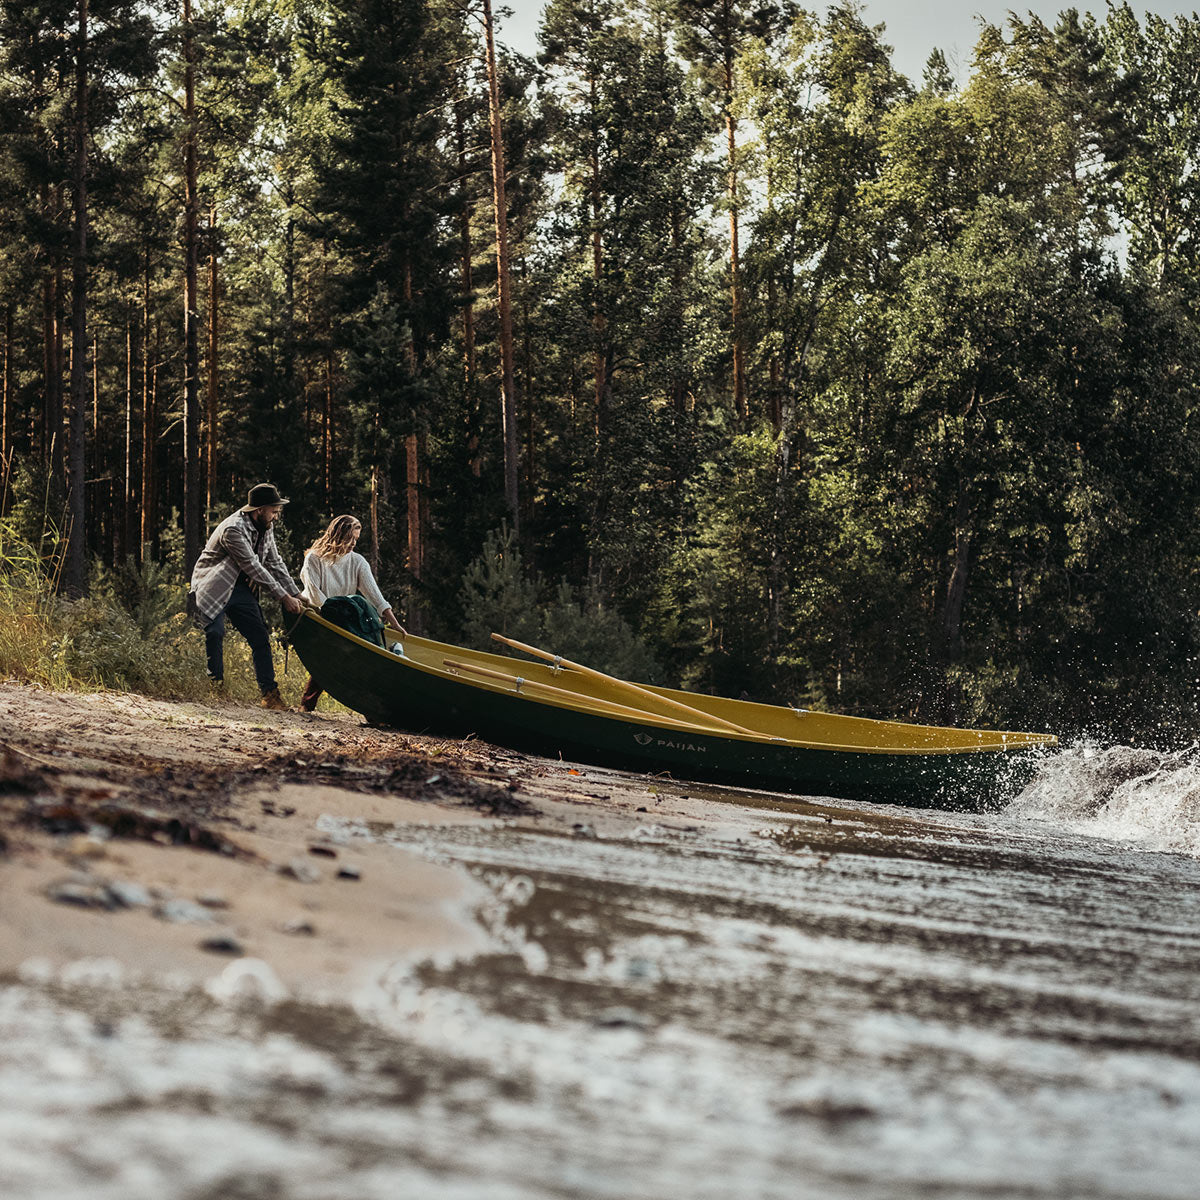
[1006,743,1200,858]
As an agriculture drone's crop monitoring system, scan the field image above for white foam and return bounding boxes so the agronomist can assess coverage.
[1007,743,1200,857]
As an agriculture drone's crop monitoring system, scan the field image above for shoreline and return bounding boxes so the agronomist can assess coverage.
[6,682,1200,1199]
[0,679,827,995]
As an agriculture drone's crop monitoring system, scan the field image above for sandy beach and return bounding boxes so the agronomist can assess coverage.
[0,681,705,992]
[2,680,804,998]
[4,680,1200,1199]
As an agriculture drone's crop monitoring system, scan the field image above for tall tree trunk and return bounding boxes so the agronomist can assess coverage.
[1,304,11,509]
[64,0,89,597]
[42,192,63,488]
[482,0,519,531]
[369,465,379,576]
[282,197,296,409]
[764,150,782,431]
[669,204,685,414]
[56,251,65,447]
[206,201,219,518]
[589,77,605,434]
[405,432,423,634]
[181,0,202,571]
[91,331,98,462]
[456,99,481,477]
[767,271,782,430]
[122,317,134,561]
[405,433,420,573]
[418,426,430,615]
[139,260,155,558]
[724,50,746,421]
[456,105,476,390]
[93,331,103,553]
[368,396,381,578]
[520,251,535,527]
[400,257,424,628]
[584,65,609,584]
[321,243,334,511]
[150,323,161,557]
[323,349,334,510]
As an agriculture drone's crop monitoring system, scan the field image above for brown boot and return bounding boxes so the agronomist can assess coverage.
[260,687,286,711]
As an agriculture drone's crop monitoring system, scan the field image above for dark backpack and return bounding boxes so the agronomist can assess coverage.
[321,594,385,647]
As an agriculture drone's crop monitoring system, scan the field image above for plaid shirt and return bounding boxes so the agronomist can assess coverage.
[189,510,301,625]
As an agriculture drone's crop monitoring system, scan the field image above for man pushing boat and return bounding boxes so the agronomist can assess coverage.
[189,482,305,709]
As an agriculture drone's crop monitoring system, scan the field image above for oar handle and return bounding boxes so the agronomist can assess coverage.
[490,633,565,668]
[489,632,756,736]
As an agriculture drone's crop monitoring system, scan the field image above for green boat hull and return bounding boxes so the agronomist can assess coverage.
[289,614,1048,810]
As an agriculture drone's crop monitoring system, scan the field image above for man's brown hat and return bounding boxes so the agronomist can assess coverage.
[241,482,289,511]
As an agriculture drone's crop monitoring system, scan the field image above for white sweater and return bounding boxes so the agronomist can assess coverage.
[300,550,391,617]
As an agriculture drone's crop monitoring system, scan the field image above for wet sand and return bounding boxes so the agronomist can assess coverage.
[3,681,1200,1198]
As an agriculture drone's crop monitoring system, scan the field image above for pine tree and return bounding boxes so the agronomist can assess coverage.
[0,0,157,590]
[740,5,903,657]
[666,0,799,420]
[1104,4,1200,293]
[538,0,719,604]
[302,0,462,625]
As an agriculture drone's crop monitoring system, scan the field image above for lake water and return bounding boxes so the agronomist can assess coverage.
[4,743,1200,1199]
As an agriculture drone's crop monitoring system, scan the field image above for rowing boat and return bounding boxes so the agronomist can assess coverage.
[287,611,1057,808]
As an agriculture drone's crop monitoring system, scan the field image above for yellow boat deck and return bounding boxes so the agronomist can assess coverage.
[382,627,1058,757]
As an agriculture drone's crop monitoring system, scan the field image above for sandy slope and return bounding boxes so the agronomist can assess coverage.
[0,681,740,995]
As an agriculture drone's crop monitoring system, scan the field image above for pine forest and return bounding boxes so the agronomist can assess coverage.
[3,0,1200,743]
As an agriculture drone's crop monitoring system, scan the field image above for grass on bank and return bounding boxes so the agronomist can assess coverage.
[0,519,315,709]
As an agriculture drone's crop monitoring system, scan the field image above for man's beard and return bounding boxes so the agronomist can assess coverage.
[252,512,271,532]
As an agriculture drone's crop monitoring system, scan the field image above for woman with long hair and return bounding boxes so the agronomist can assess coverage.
[298,514,405,712]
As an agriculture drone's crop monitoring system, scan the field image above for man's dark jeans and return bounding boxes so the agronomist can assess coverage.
[204,578,276,693]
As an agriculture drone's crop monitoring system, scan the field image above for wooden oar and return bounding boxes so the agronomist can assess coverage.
[489,633,757,737]
[443,659,731,735]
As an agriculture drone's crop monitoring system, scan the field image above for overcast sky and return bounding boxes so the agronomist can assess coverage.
[496,2,1199,84]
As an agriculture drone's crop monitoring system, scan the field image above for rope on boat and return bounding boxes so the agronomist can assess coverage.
[283,608,310,640]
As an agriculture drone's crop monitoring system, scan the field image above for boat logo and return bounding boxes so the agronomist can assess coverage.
[634,731,706,753]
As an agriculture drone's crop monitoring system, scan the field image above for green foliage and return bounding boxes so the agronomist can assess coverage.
[0,518,70,689]
[4,459,65,568]
[43,595,194,697]
[541,580,661,683]
[459,524,660,680]
[7,1,1200,746]
[101,552,186,641]
[0,516,301,703]
[459,525,541,650]
[0,517,191,694]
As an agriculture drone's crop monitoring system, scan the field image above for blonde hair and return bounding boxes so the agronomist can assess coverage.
[308,514,362,561]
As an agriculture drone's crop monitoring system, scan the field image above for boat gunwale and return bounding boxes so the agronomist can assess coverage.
[295,612,1057,758]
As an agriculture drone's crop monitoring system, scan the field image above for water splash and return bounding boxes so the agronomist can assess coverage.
[1007,743,1200,857]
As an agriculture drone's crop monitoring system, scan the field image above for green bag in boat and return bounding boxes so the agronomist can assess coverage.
[321,595,385,647]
